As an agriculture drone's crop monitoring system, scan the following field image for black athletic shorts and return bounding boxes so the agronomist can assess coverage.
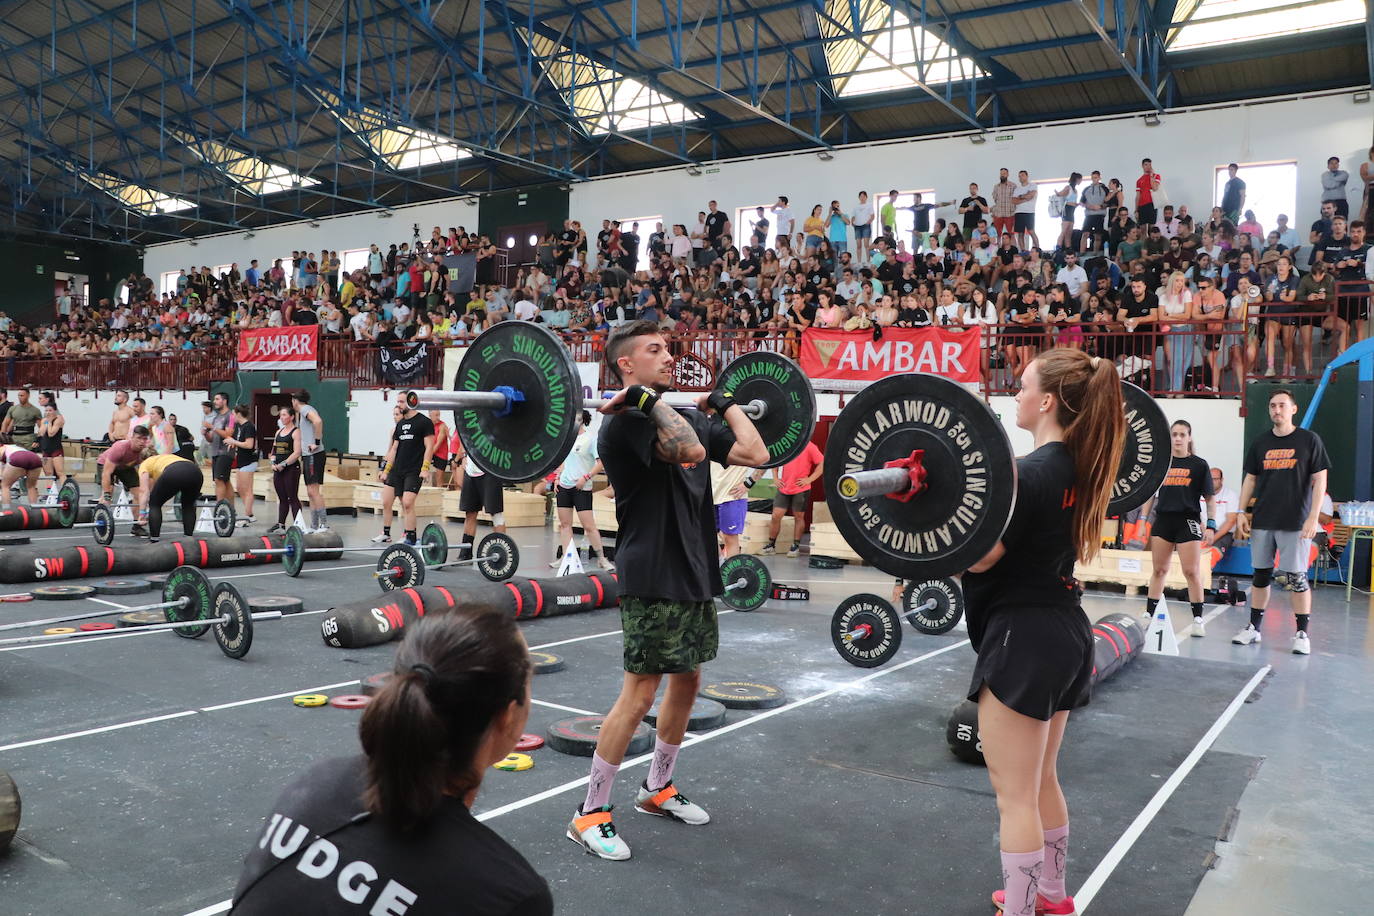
[211,454,233,482]
[556,485,593,512]
[431,454,449,471]
[108,464,138,493]
[383,468,424,494]
[1153,511,1202,544]
[458,472,504,513]
[1014,212,1036,232]
[1083,213,1107,232]
[301,450,325,486]
[967,605,1093,721]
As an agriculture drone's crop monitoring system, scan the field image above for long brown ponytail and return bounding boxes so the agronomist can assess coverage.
[1035,348,1125,563]
[359,611,530,831]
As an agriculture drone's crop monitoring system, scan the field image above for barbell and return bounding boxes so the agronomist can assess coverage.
[718,554,772,611]
[829,578,966,667]
[372,530,520,591]
[404,322,816,481]
[822,373,1168,582]
[0,566,276,659]
[79,499,238,545]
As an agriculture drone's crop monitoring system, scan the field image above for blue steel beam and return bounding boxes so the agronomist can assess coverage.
[1066,0,1162,110]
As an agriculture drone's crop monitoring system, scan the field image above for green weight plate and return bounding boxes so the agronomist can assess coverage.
[420,522,448,567]
[376,545,424,592]
[715,351,816,469]
[92,503,116,547]
[830,593,903,668]
[1109,381,1171,516]
[163,566,213,639]
[32,585,95,601]
[475,532,519,582]
[452,321,584,482]
[900,577,964,636]
[54,479,80,528]
[282,526,306,578]
[212,500,236,538]
[719,554,771,611]
[211,582,253,659]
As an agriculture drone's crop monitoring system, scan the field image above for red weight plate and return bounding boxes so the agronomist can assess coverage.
[515,733,544,752]
[329,694,372,710]
[78,622,117,632]
[0,594,34,603]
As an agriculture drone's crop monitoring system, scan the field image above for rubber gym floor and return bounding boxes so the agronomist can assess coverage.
[0,513,1369,916]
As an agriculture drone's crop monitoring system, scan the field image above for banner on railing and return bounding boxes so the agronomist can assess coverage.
[237,326,319,370]
[379,341,430,386]
[799,327,980,389]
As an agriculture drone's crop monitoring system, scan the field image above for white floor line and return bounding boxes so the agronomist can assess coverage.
[531,698,599,717]
[0,711,199,753]
[200,680,369,712]
[182,639,971,916]
[1074,663,1272,913]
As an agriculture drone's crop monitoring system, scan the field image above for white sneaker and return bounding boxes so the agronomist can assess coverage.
[1190,617,1206,638]
[567,806,631,861]
[369,533,392,544]
[597,555,615,571]
[1232,625,1262,646]
[1291,632,1311,655]
[634,782,710,826]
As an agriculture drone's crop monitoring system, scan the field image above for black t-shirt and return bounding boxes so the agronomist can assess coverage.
[1154,453,1213,516]
[1317,235,1349,268]
[292,307,318,326]
[598,407,736,600]
[894,276,919,297]
[1119,291,1157,320]
[704,211,728,242]
[232,755,551,916]
[806,267,829,288]
[1337,242,1371,282]
[596,229,612,252]
[1243,427,1331,530]
[756,301,775,323]
[963,442,1081,645]
[959,196,987,230]
[391,412,436,473]
[648,231,666,254]
[876,261,901,284]
[233,421,259,467]
[911,203,936,232]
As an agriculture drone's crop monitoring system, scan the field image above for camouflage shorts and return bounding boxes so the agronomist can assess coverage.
[620,596,718,675]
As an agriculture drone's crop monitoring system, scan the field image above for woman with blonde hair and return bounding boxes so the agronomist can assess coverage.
[1157,270,1195,396]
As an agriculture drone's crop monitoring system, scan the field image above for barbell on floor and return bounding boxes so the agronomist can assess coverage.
[718,554,771,611]
[75,499,238,545]
[0,566,275,659]
[373,529,520,591]
[830,578,966,667]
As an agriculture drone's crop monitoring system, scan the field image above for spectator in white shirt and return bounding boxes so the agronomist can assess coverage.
[1203,467,1240,556]
[1155,205,1180,238]
[348,305,370,340]
[835,268,861,303]
[513,291,540,322]
[1274,214,1301,253]
[852,191,875,264]
[1054,251,1090,306]
[772,196,795,246]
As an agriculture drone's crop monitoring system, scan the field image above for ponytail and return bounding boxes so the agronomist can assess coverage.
[359,611,530,832]
[1037,349,1125,563]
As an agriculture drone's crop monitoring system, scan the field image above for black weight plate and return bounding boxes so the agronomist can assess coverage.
[282,526,306,578]
[644,697,727,731]
[360,672,392,696]
[32,585,95,601]
[213,500,236,538]
[249,595,305,616]
[900,577,964,635]
[528,650,564,674]
[0,536,30,547]
[946,699,985,765]
[699,681,786,709]
[95,579,153,596]
[211,582,253,659]
[163,565,213,639]
[475,532,519,582]
[545,715,653,757]
[117,610,165,628]
[145,573,171,589]
[823,374,1016,581]
[719,554,771,611]
[92,503,115,547]
[420,522,448,567]
[716,351,816,469]
[376,545,424,592]
[1108,381,1170,516]
[452,321,584,482]
[54,479,80,528]
[830,593,903,668]
[0,769,19,852]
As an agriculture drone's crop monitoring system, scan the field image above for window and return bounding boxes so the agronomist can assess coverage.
[886,189,937,247]
[166,129,318,195]
[1214,161,1296,242]
[1169,0,1365,52]
[735,205,774,247]
[308,89,472,171]
[160,271,181,297]
[212,264,233,283]
[74,170,194,216]
[817,0,985,98]
[614,217,660,267]
[340,248,370,277]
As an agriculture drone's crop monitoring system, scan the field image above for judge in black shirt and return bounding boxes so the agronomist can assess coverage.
[377,391,436,546]
[233,612,552,916]
[1138,420,1216,635]
[568,321,767,861]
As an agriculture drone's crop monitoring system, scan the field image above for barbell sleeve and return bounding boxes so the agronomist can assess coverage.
[837,468,916,501]
[659,394,768,420]
[409,390,515,411]
[0,610,283,647]
[0,596,190,633]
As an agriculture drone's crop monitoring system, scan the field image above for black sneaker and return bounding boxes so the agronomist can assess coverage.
[130,524,149,538]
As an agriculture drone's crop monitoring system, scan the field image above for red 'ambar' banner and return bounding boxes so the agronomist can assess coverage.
[799,327,980,389]
[237,326,319,370]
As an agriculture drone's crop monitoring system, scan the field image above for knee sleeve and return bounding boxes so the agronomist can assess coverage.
[491,512,505,527]
[1252,567,1273,589]
[1286,570,1310,593]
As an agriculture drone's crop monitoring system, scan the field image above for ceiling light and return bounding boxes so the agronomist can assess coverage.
[1143,113,1161,126]
[686,164,702,176]
[817,150,834,161]
[379,210,394,219]
[243,231,256,240]
[1354,92,1370,104]
[969,133,987,144]
[188,240,198,247]
[309,220,321,228]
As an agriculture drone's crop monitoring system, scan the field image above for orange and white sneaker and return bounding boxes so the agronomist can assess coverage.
[566,805,631,861]
[991,889,1076,915]
[634,782,710,825]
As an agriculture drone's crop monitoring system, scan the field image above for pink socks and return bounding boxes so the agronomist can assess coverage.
[581,753,619,812]
[647,738,680,791]
[1000,849,1044,916]
[1041,824,1070,902]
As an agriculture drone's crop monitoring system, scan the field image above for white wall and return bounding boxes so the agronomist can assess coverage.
[570,90,1372,255]
[43,390,210,442]
[141,197,481,286]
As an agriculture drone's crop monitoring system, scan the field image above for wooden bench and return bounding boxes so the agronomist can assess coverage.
[1075,547,1210,594]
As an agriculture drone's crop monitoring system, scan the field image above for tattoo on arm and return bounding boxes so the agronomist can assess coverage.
[648,401,702,462]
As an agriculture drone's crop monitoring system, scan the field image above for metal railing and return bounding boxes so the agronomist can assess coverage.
[0,345,236,392]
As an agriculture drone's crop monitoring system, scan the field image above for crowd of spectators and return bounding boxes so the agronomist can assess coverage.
[38,148,1374,396]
